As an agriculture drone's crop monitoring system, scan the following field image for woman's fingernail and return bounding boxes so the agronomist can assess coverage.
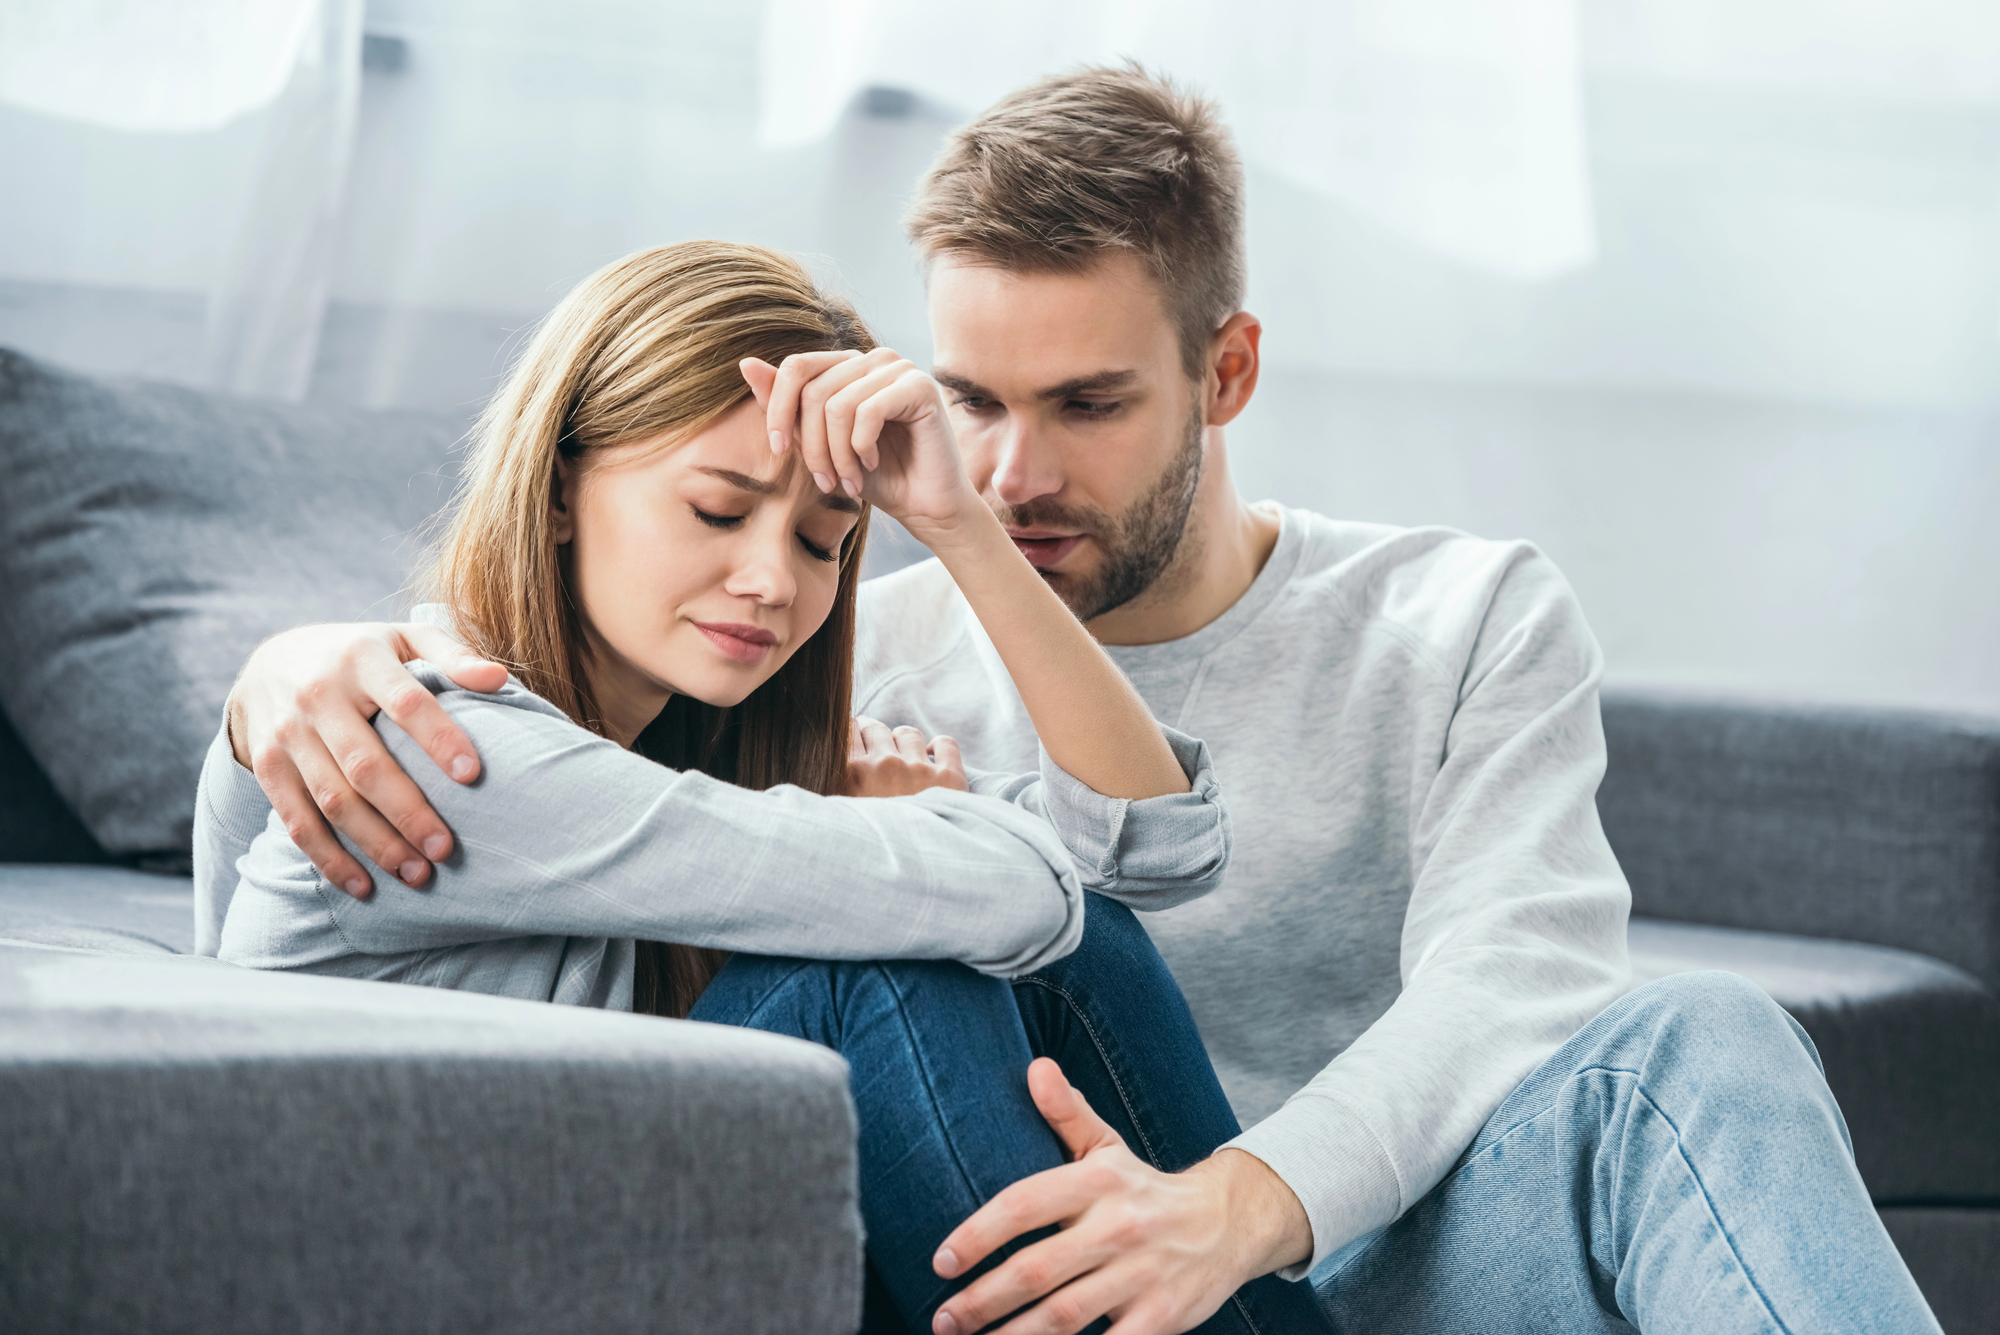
[933,1246,959,1278]
[812,471,832,493]
[423,834,450,861]
[933,1311,960,1335]
[344,877,370,898]
[842,477,860,497]
[450,754,476,782]
[769,430,785,455]
[399,860,425,885]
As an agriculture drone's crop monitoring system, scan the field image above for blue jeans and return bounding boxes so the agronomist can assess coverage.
[1312,971,1942,1334]
[688,895,1333,1334]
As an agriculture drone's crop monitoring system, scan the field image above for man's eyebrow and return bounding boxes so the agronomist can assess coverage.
[695,465,860,514]
[932,368,1139,402]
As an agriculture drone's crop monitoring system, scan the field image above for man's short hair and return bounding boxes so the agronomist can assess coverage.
[905,64,1247,380]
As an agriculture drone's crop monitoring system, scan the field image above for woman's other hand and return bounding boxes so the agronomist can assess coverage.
[741,351,981,544]
[844,716,969,798]
[228,622,506,896]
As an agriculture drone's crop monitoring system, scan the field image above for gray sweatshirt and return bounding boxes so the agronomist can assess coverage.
[852,507,1634,1276]
[194,661,1230,1005]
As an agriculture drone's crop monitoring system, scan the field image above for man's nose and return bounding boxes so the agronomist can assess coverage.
[985,417,1065,508]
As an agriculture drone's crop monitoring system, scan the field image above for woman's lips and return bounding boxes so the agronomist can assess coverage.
[1009,533,1084,568]
[692,621,778,665]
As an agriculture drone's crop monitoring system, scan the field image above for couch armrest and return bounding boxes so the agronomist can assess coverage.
[0,945,861,1334]
[1598,689,2000,990]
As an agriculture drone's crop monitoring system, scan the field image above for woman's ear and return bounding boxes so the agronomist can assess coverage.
[550,457,578,545]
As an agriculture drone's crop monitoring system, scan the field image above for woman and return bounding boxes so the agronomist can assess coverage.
[194,242,1327,1333]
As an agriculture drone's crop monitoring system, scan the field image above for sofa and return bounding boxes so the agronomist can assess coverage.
[2,348,1995,1332]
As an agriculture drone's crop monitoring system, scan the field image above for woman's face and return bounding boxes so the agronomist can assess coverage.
[554,395,861,743]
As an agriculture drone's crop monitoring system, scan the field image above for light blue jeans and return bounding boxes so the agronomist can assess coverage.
[1312,971,1942,1334]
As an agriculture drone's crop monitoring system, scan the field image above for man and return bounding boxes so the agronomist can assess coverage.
[229,67,1935,1333]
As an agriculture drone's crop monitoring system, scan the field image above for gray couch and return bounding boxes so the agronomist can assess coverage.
[2,350,1995,1331]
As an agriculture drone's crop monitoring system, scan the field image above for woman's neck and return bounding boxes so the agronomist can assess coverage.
[579,631,672,750]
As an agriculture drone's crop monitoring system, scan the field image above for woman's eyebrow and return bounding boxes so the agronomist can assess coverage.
[696,465,860,514]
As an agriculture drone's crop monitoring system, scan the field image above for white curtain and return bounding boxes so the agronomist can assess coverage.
[0,0,363,399]
[759,0,1596,281]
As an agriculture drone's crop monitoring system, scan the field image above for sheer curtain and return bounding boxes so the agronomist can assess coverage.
[0,0,1993,710]
[0,0,363,398]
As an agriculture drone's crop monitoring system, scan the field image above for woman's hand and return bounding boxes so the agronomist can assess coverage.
[844,717,969,798]
[741,351,982,546]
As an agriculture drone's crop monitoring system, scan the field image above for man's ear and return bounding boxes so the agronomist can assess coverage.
[1205,312,1262,428]
[550,457,578,545]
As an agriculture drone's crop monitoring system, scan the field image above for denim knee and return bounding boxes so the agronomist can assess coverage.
[1022,893,1151,986]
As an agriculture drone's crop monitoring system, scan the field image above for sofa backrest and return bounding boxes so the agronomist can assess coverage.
[0,707,110,865]
[1599,689,2000,990]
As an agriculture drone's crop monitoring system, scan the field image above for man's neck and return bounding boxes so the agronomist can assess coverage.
[1085,431,1281,648]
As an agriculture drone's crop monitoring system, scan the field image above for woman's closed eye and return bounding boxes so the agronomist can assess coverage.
[692,506,744,531]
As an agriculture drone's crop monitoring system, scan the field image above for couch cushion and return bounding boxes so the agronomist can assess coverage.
[0,707,107,865]
[0,863,194,954]
[0,348,465,859]
[1629,916,2000,1203]
[0,942,863,1334]
[1601,691,2000,991]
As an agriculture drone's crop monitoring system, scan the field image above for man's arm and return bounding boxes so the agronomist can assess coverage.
[226,621,505,896]
[924,545,1633,1334]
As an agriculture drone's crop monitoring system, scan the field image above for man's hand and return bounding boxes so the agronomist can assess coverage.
[844,717,969,797]
[931,1059,1313,1335]
[227,622,506,897]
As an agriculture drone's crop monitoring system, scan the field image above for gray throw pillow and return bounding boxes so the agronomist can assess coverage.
[0,348,468,859]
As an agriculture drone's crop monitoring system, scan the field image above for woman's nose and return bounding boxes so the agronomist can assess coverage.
[725,531,797,606]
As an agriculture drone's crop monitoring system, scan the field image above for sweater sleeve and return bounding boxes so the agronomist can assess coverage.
[211,664,1087,979]
[1226,547,1633,1277]
[964,726,1232,911]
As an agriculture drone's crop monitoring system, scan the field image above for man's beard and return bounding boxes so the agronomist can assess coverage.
[992,404,1204,623]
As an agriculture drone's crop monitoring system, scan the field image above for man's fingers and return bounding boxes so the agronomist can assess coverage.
[935,1162,1113,1278]
[1028,1058,1126,1161]
[940,1235,1119,1335]
[399,623,507,698]
[930,735,964,776]
[253,745,376,898]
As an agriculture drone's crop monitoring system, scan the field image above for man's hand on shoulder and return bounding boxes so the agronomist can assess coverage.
[930,1058,1313,1335]
[229,621,505,898]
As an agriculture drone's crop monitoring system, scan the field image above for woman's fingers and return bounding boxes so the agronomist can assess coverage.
[929,734,964,779]
[260,722,428,894]
[773,350,865,477]
[854,715,896,756]
[765,350,856,455]
[799,350,898,495]
[823,358,916,492]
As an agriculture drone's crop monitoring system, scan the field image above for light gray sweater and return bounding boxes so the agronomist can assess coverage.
[194,661,1231,1006]
[852,507,1634,1276]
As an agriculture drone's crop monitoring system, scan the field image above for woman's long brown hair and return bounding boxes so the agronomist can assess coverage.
[422,241,875,1017]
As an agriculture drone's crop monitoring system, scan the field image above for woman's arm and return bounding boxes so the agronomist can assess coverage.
[206,664,1088,978]
[751,354,1187,802]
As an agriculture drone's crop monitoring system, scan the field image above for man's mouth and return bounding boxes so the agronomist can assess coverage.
[692,621,779,665]
[1007,532,1085,569]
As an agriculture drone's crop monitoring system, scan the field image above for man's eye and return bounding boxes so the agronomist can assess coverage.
[1068,399,1119,416]
[951,395,992,411]
[693,508,744,530]
[798,533,838,564]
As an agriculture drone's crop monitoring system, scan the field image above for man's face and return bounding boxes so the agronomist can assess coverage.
[929,253,1204,622]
